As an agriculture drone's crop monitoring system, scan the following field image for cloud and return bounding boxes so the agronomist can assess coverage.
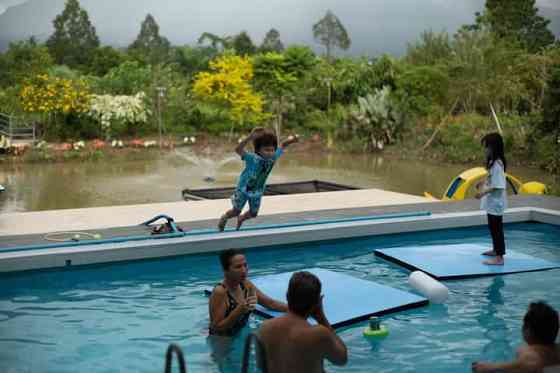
[537,0,560,10]
[0,0,29,15]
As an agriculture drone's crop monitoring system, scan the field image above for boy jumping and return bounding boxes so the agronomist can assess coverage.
[218,127,298,231]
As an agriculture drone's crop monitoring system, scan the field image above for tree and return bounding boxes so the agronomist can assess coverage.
[97,61,152,95]
[173,45,217,78]
[197,32,232,50]
[543,64,560,135]
[448,28,527,113]
[394,64,450,118]
[87,46,127,77]
[283,45,317,79]
[467,0,555,53]
[20,73,91,137]
[254,52,298,137]
[232,31,257,55]
[46,0,99,69]
[192,55,267,136]
[312,10,351,61]
[128,14,171,65]
[406,30,452,66]
[260,28,284,53]
[0,38,53,87]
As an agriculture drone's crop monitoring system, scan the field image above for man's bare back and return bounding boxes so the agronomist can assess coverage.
[520,344,560,372]
[259,312,347,373]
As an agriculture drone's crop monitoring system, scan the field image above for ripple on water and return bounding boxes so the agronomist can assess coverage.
[0,223,558,372]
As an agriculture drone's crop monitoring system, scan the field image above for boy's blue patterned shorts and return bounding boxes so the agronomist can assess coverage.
[231,190,261,215]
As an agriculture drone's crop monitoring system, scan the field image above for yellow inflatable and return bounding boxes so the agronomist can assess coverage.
[424,167,547,201]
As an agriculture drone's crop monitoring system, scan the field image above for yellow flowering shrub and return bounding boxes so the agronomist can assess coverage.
[20,74,91,115]
[192,55,268,125]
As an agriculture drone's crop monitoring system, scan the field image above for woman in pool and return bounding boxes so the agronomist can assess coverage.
[208,249,288,336]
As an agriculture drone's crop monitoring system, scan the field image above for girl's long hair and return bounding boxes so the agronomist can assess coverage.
[481,132,507,171]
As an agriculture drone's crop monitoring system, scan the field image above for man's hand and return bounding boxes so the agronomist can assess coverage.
[471,361,496,373]
[247,295,258,311]
[237,297,255,314]
[311,295,327,322]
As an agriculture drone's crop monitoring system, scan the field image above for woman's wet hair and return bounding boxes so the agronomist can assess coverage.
[481,132,507,171]
[253,131,278,153]
[286,271,322,317]
[219,249,243,271]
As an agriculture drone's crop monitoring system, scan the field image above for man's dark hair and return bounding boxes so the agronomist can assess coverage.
[523,301,559,345]
[219,249,243,271]
[253,131,278,153]
[286,271,321,317]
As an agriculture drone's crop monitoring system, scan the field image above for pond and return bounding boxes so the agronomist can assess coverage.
[0,147,554,213]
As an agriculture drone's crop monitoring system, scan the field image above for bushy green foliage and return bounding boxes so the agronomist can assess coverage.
[348,87,406,151]
[96,61,152,95]
[172,46,217,78]
[435,114,530,162]
[395,64,450,117]
[0,39,53,87]
[406,30,452,66]
[87,46,128,77]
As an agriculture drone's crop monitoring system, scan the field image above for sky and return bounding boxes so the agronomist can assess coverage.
[0,0,559,56]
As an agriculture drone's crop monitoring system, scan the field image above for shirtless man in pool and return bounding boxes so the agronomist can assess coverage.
[473,302,560,373]
[258,271,348,373]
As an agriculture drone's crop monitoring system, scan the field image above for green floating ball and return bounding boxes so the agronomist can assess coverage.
[93,234,102,239]
[363,325,389,338]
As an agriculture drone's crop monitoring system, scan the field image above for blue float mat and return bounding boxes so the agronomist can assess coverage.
[374,244,560,280]
[205,268,427,328]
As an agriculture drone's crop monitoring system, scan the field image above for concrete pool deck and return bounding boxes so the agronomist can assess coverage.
[0,188,432,237]
[0,187,559,251]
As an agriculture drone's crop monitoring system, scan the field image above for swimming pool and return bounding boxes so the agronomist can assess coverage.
[0,222,559,373]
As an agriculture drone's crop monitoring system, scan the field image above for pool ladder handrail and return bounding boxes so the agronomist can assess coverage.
[241,332,268,373]
[165,343,187,373]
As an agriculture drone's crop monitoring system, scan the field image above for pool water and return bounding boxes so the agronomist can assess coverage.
[0,222,559,373]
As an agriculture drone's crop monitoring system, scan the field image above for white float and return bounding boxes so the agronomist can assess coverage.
[408,271,449,304]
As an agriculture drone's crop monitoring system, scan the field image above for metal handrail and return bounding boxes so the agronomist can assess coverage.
[0,112,36,142]
[241,332,268,373]
[164,343,187,373]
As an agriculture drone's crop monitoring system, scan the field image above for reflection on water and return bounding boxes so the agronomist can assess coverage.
[0,149,554,213]
[477,277,513,362]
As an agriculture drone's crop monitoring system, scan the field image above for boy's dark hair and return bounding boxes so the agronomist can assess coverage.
[523,301,559,345]
[481,132,507,172]
[286,271,321,317]
[253,131,278,153]
[219,249,243,271]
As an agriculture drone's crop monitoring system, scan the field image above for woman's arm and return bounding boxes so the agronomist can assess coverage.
[209,286,250,333]
[248,281,288,312]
